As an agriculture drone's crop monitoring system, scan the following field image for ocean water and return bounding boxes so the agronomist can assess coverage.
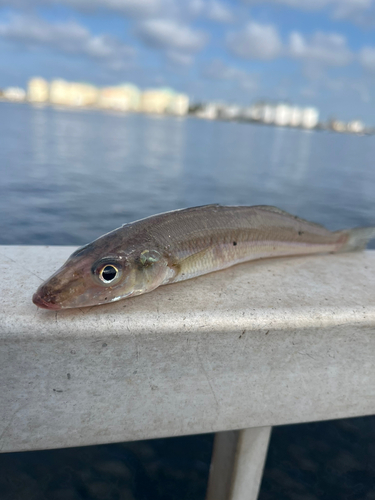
[1,101,375,499]
[1,102,374,246]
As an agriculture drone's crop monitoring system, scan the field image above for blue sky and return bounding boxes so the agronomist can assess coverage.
[1,0,375,122]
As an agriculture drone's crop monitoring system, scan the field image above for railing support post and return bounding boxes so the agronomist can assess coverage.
[206,426,271,500]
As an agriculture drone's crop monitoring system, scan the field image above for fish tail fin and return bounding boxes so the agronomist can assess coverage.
[335,227,375,252]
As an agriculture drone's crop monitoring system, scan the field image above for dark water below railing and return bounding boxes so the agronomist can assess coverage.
[1,101,374,499]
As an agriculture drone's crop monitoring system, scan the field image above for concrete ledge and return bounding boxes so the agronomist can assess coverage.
[0,246,374,452]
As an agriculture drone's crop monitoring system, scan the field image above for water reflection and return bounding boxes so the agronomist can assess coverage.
[264,127,313,209]
[294,130,312,182]
[31,106,48,169]
[146,116,184,173]
[0,101,374,246]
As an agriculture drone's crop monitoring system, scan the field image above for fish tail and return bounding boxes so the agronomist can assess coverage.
[335,227,375,252]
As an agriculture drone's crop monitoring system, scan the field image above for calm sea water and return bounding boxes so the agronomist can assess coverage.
[1,101,374,246]
[1,101,375,500]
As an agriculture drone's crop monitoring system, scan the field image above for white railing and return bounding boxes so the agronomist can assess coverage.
[1,246,374,499]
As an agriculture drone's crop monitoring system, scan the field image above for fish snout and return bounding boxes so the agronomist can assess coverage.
[32,287,62,310]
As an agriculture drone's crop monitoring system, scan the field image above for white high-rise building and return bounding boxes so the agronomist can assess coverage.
[27,78,49,103]
[262,104,275,124]
[289,107,302,127]
[274,104,291,126]
[3,87,26,101]
[301,107,319,129]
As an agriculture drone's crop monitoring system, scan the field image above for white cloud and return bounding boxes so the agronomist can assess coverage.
[187,0,235,23]
[137,18,207,52]
[0,14,134,67]
[2,0,373,23]
[359,46,375,70]
[0,0,178,18]
[226,23,355,83]
[227,21,282,60]
[207,1,234,22]
[289,31,352,67]
[332,0,372,19]
[70,0,163,16]
[240,0,375,27]
[265,0,334,9]
[0,0,236,23]
[188,0,205,16]
[63,0,172,17]
[0,0,31,6]
[274,0,371,11]
[242,0,373,18]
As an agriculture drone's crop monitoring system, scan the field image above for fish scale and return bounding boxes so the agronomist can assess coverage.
[32,205,375,309]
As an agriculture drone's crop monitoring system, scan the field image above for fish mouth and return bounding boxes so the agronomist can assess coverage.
[32,292,61,310]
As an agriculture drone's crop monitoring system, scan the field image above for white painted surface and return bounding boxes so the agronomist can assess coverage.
[230,427,271,500]
[206,430,239,500]
[206,427,271,500]
[0,246,374,452]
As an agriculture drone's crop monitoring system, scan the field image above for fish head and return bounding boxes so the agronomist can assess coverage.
[32,233,169,309]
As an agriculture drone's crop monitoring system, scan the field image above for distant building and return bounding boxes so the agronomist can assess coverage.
[195,103,219,120]
[139,88,189,116]
[140,88,174,114]
[240,106,255,121]
[247,102,264,121]
[301,107,319,129]
[274,104,291,127]
[218,104,241,120]
[347,120,365,134]
[27,77,49,103]
[3,87,26,102]
[50,80,69,106]
[289,107,302,127]
[262,104,275,124]
[98,84,140,111]
[193,99,320,129]
[246,102,276,124]
[330,120,346,132]
[167,93,189,116]
[241,101,320,129]
[50,79,99,107]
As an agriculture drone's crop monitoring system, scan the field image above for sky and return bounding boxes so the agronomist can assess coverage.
[1,0,375,122]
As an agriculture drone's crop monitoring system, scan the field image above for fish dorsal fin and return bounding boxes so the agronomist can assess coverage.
[253,205,328,230]
[183,204,221,211]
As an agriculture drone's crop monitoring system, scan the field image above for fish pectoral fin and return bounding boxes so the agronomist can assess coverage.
[176,245,222,280]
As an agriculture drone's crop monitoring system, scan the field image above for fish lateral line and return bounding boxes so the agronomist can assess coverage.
[32,205,375,309]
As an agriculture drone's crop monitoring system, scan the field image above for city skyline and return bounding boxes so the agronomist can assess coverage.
[4,76,368,134]
[1,1,375,122]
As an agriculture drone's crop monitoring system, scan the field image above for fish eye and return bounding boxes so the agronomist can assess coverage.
[100,265,118,283]
[92,260,123,285]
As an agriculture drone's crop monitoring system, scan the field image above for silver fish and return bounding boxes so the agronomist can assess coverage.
[32,205,375,309]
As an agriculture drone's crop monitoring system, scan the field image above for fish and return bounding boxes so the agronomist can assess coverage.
[32,204,375,310]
